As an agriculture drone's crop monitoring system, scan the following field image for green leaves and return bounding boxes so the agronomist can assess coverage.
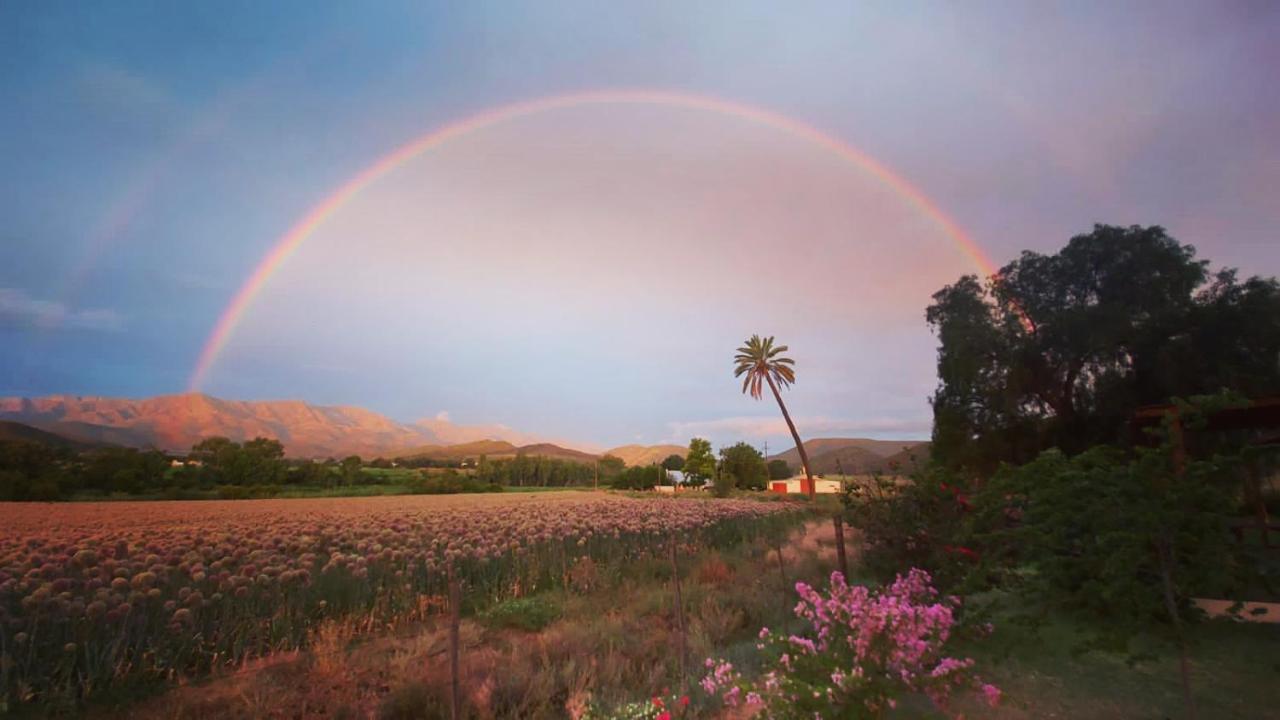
[927,224,1280,473]
[975,433,1239,654]
[733,334,797,399]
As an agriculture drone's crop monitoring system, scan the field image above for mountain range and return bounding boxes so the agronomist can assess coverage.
[0,393,673,463]
[0,394,927,471]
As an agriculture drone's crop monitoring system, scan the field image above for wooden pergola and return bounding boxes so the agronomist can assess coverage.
[1131,396,1280,546]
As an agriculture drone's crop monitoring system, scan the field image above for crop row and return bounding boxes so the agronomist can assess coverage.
[0,494,801,708]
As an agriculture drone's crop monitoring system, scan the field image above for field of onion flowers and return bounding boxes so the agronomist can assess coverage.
[0,492,800,709]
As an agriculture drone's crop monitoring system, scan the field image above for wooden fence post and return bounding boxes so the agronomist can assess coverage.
[669,538,687,694]
[448,569,462,720]
[833,513,849,580]
[774,539,788,588]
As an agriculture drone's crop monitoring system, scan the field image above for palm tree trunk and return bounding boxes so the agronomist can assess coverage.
[765,374,814,499]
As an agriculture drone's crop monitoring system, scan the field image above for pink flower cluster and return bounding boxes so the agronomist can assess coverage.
[702,568,1000,717]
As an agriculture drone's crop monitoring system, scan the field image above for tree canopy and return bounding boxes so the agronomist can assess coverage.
[719,442,767,493]
[927,224,1280,473]
[683,438,715,487]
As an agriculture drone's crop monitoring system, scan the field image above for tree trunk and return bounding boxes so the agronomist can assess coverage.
[775,542,788,588]
[833,514,849,580]
[1157,539,1196,720]
[765,374,814,499]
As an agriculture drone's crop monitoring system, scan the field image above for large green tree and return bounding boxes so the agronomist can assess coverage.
[734,335,814,498]
[718,442,767,494]
[191,436,287,486]
[683,437,716,487]
[927,224,1280,473]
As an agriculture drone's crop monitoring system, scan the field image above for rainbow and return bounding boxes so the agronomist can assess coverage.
[188,89,997,391]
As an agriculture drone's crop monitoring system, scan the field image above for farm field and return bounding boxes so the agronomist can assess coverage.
[63,512,1280,720]
[0,492,802,714]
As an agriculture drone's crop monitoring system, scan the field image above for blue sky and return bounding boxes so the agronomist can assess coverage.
[2,2,1278,449]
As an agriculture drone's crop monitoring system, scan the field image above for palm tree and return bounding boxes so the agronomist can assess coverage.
[733,335,814,498]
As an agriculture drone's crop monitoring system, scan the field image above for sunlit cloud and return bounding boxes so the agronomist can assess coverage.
[0,288,124,332]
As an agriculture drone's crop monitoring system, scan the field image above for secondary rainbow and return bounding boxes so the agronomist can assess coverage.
[189,89,998,391]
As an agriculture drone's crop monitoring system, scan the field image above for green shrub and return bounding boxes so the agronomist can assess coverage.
[842,466,973,589]
[481,595,562,632]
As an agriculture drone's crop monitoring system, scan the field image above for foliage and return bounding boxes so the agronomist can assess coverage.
[661,454,685,471]
[339,455,363,485]
[733,335,814,486]
[598,454,627,481]
[481,595,562,632]
[701,569,999,718]
[0,440,73,501]
[583,693,691,720]
[927,224,1280,473]
[970,405,1242,653]
[80,448,170,495]
[409,469,500,494]
[718,442,767,494]
[842,467,974,589]
[290,460,336,486]
[683,438,715,487]
[767,459,791,480]
[613,465,664,490]
[474,454,597,487]
[190,436,287,486]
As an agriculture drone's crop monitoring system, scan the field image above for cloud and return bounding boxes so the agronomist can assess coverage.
[666,415,931,442]
[435,410,450,422]
[0,288,125,332]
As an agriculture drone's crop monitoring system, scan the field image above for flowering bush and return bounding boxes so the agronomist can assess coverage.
[702,568,1000,718]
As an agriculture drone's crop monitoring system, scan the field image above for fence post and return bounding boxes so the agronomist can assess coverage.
[833,513,849,580]
[448,568,462,720]
[670,537,687,694]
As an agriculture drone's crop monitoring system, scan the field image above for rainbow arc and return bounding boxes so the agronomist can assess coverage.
[189,89,997,391]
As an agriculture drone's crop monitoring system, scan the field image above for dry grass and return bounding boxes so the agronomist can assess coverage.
[100,520,835,719]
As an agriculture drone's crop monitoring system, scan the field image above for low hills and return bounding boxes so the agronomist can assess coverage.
[0,394,927,471]
[768,437,929,475]
[0,420,106,451]
[603,444,687,466]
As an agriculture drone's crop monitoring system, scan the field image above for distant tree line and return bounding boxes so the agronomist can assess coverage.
[0,436,381,501]
[2,432,793,501]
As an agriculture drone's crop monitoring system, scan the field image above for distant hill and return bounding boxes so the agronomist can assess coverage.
[392,439,519,461]
[876,445,930,473]
[605,444,688,466]
[396,440,599,464]
[0,393,576,459]
[0,421,105,451]
[411,417,545,446]
[768,438,929,475]
[515,443,599,463]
